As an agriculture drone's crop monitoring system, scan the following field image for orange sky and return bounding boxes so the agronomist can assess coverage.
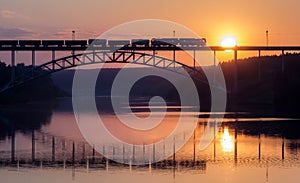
[1,0,300,45]
[1,0,300,62]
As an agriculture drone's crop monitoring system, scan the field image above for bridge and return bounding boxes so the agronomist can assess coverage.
[1,39,300,93]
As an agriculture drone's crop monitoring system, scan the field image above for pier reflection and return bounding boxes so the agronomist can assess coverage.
[1,119,299,172]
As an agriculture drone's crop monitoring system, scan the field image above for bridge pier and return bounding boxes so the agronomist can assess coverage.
[32,50,36,67]
[11,50,16,83]
[152,50,156,65]
[258,50,261,82]
[213,50,216,83]
[52,50,55,70]
[281,50,285,73]
[233,49,238,94]
[173,49,176,62]
[193,50,196,72]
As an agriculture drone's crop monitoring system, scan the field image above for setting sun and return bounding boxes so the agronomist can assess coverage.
[221,36,237,47]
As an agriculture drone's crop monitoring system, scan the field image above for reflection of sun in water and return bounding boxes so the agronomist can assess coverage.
[221,128,234,152]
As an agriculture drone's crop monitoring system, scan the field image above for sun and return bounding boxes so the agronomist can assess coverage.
[221,36,237,47]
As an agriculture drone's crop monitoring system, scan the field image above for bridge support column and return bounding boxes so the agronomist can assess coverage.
[11,50,16,83]
[193,50,196,72]
[281,50,285,73]
[173,49,176,62]
[112,52,116,62]
[52,50,55,70]
[213,50,216,83]
[258,50,261,82]
[32,50,36,67]
[234,49,238,94]
[213,51,216,66]
[52,50,56,60]
[152,50,156,65]
[92,51,96,63]
[72,51,75,65]
[133,51,136,61]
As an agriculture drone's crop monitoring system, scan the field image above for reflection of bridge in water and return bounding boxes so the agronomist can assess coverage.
[1,122,299,171]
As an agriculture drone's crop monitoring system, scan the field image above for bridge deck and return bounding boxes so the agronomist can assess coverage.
[1,43,300,51]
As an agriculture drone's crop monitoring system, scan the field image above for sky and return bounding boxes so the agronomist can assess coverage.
[1,0,300,63]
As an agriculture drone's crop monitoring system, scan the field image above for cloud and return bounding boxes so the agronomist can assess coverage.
[0,27,34,39]
[0,10,29,20]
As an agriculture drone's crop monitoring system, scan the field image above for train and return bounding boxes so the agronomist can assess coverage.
[0,38,206,48]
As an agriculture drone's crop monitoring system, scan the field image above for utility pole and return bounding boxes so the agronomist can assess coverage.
[72,30,76,40]
[72,30,75,56]
[266,30,269,47]
[71,30,76,65]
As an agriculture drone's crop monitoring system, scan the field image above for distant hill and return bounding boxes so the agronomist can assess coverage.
[52,68,181,98]
[220,52,300,116]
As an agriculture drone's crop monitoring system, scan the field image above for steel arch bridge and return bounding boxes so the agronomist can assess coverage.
[0,51,207,92]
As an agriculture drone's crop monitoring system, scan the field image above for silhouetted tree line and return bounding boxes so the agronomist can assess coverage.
[220,52,300,116]
[0,61,11,87]
[0,60,64,104]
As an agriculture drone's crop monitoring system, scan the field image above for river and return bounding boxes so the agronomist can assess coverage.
[0,97,299,183]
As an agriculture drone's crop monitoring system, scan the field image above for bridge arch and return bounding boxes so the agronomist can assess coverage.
[2,51,207,92]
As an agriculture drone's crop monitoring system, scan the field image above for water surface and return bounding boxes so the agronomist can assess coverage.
[0,98,299,183]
